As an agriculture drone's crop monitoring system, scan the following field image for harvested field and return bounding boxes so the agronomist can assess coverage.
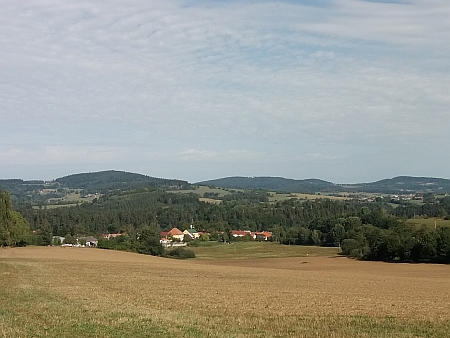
[1,246,450,337]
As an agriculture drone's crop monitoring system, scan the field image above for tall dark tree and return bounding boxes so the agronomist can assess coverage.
[138,225,163,256]
[0,189,31,247]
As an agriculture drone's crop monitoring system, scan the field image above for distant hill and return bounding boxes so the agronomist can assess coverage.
[55,170,190,193]
[196,177,341,193]
[342,176,450,194]
[197,176,450,194]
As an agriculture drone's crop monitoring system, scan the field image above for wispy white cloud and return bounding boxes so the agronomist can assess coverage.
[0,145,119,165]
[0,0,449,182]
[179,148,267,162]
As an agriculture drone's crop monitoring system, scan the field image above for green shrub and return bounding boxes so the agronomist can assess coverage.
[188,240,200,247]
[166,247,196,259]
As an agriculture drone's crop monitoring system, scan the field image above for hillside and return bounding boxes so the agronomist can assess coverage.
[55,170,190,193]
[196,176,340,193]
[343,176,450,194]
[197,176,450,194]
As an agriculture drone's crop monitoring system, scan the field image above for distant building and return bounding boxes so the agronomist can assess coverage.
[85,236,98,247]
[103,232,124,240]
[183,228,199,239]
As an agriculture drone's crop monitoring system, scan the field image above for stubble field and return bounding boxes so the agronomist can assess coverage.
[1,246,450,337]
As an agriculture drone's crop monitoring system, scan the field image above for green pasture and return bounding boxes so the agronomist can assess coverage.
[189,241,339,260]
[32,191,98,209]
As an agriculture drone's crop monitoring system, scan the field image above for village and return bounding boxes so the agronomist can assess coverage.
[53,228,273,249]
[159,228,272,247]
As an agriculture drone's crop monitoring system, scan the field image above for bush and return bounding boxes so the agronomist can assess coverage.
[166,247,196,259]
[188,240,200,247]
[341,239,361,256]
[350,248,363,259]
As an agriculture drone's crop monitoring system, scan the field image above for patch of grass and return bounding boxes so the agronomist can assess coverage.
[199,197,222,204]
[190,241,339,259]
[33,192,100,209]
[268,192,349,202]
[173,186,232,198]
[405,218,450,229]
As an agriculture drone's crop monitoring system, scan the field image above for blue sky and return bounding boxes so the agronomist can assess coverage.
[1,0,449,183]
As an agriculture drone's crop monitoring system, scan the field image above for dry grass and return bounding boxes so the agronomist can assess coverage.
[174,186,232,197]
[1,247,450,337]
[268,192,349,202]
[190,242,339,259]
[406,218,450,229]
[199,197,222,204]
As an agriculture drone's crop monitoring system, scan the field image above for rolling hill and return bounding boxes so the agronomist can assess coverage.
[196,176,340,193]
[55,170,190,193]
[197,176,450,194]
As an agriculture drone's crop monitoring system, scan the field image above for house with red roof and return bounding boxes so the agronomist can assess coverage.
[231,230,272,241]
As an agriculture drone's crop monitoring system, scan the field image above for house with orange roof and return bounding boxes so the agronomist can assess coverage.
[251,231,272,241]
[167,227,184,242]
[230,230,272,241]
[231,230,252,238]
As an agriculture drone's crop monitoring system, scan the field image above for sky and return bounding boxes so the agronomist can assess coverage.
[1,0,449,184]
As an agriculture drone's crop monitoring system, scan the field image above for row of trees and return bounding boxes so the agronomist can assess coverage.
[97,225,164,256]
[342,224,450,263]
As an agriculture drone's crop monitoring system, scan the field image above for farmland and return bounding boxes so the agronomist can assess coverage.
[267,192,349,202]
[190,241,339,259]
[1,246,450,337]
[31,190,100,209]
[175,185,349,204]
[405,218,450,229]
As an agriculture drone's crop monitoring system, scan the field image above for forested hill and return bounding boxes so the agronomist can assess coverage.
[342,176,450,194]
[197,176,450,194]
[55,170,190,193]
[196,177,342,193]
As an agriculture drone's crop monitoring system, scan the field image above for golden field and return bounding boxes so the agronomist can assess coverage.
[1,246,450,337]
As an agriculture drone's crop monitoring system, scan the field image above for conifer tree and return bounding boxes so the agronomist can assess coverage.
[0,188,32,247]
